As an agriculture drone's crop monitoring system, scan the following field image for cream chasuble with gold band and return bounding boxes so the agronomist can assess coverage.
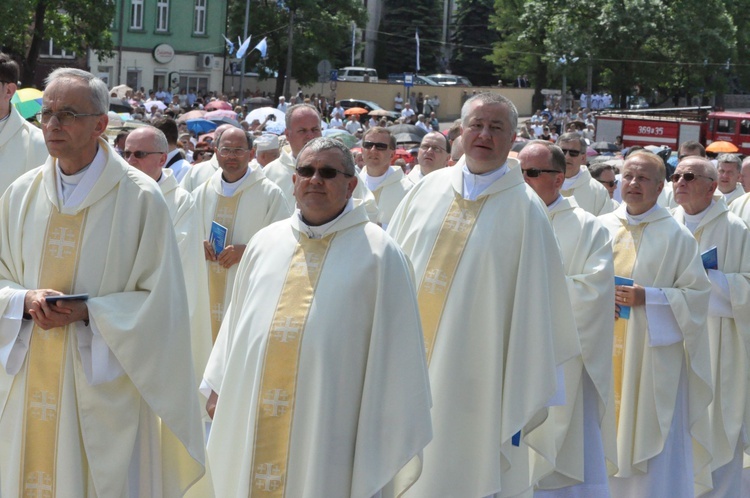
[560,166,615,216]
[194,166,290,342]
[673,201,750,474]
[598,204,714,495]
[388,159,581,498]
[361,166,412,228]
[0,139,205,497]
[204,205,432,498]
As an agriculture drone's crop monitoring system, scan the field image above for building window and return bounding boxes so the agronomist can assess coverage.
[40,40,75,59]
[130,0,144,30]
[194,0,206,35]
[156,0,169,32]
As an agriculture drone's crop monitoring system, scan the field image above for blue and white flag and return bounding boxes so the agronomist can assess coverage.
[253,37,268,58]
[222,34,235,55]
[237,35,252,59]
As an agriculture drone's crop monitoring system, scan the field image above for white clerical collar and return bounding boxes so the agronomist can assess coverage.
[157,171,166,185]
[625,203,660,225]
[723,187,739,198]
[56,145,106,208]
[221,166,252,196]
[562,167,583,190]
[462,162,508,201]
[365,167,393,191]
[547,194,564,210]
[682,200,715,234]
[296,198,354,239]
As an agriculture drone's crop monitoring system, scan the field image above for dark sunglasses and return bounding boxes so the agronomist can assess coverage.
[598,179,618,188]
[560,148,581,157]
[296,166,353,179]
[362,141,389,151]
[670,172,714,183]
[522,168,561,178]
[123,150,162,160]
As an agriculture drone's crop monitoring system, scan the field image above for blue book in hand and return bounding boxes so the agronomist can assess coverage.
[209,221,228,255]
[615,275,634,320]
[701,246,718,270]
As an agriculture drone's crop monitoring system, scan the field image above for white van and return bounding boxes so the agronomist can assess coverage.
[337,67,379,83]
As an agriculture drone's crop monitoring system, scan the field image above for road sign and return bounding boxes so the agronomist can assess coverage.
[404,73,414,88]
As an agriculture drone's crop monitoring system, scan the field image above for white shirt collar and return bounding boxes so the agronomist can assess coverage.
[295,198,354,239]
[365,166,393,191]
[56,145,107,208]
[625,202,660,225]
[547,194,564,210]
[221,166,252,196]
[682,200,714,233]
[562,166,583,189]
[461,162,508,201]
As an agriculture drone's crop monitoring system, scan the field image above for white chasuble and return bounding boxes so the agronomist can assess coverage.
[729,192,750,227]
[0,105,48,194]
[598,204,713,495]
[560,166,614,216]
[388,159,580,498]
[204,205,432,497]
[361,166,412,228]
[0,139,205,497]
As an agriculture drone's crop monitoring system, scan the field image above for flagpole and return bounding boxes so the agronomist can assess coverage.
[351,22,356,66]
[239,0,250,105]
[415,29,420,74]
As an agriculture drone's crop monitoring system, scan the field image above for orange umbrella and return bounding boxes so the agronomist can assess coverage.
[706,140,739,153]
[344,107,368,116]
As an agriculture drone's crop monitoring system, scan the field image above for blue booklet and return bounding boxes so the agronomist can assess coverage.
[701,246,718,270]
[615,275,634,320]
[209,221,228,255]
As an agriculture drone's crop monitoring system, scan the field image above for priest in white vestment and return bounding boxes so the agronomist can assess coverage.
[0,68,205,497]
[598,151,713,497]
[0,53,48,193]
[124,126,213,406]
[556,133,614,215]
[179,124,235,192]
[519,141,618,497]
[406,131,450,185]
[360,127,412,229]
[729,192,750,227]
[203,137,432,497]
[194,127,290,342]
[263,103,378,219]
[388,93,581,498]
[716,154,745,206]
[671,157,750,497]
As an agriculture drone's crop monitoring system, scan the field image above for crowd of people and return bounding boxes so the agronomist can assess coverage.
[2,48,750,497]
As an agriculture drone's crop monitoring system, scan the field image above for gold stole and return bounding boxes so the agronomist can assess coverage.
[250,234,333,496]
[21,208,87,496]
[561,188,573,197]
[207,194,240,342]
[612,220,646,429]
[418,193,486,365]
[372,188,382,205]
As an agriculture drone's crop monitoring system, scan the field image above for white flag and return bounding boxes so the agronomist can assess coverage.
[253,37,268,58]
[236,35,252,59]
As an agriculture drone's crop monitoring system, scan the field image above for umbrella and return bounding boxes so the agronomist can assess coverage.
[263,122,286,135]
[247,96,273,105]
[586,146,599,157]
[369,109,393,117]
[210,117,241,128]
[186,118,218,135]
[205,109,238,121]
[387,124,427,139]
[205,100,233,111]
[144,100,166,112]
[394,132,423,144]
[177,109,207,122]
[107,111,124,128]
[344,107,369,116]
[109,97,133,113]
[591,141,619,153]
[706,140,739,153]
[323,129,358,148]
[11,88,43,119]
[246,106,285,124]
[111,84,133,99]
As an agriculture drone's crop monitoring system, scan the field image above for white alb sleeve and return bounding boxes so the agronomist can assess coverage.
[0,290,32,375]
[76,320,126,385]
[644,287,683,347]
[707,269,733,319]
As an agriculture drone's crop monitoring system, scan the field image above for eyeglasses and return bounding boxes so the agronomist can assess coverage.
[560,148,581,157]
[36,110,102,126]
[597,179,618,188]
[218,147,249,157]
[362,141,390,151]
[419,144,446,153]
[522,168,562,178]
[670,172,715,183]
[123,150,163,160]
[296,166,353,179]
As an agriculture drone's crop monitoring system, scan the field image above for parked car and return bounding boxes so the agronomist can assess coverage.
[427,74,473,87]
[335,99,400,122]
[387,73,440,86]
[336,67,379,83]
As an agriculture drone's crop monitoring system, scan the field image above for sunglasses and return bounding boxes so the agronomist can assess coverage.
[560,148,581,157]
[598,179,618,188]
[123,150,162,160]
[670,172,714,183]
[296,166,353,179]
[362,141,390,151]
[522,168,561,178]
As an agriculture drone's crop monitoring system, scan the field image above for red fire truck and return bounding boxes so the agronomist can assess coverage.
[594,107,750,155]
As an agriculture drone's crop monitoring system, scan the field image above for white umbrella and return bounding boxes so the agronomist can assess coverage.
[144,99,167,112]
[245,106,285,125]
[111,84,133,99]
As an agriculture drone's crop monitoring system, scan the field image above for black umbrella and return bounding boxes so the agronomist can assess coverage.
[109,98,133,113]
[387,124,427,139]
[395,132,423,144]
[591,141,619,153]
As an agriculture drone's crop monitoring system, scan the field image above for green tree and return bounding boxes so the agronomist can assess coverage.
[450,0,499,86]
[374,0,443,76]
[0,0,115,86]
[226,0,366,100]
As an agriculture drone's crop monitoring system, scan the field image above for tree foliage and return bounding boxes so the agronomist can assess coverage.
[226,0,366,99]
[450,0,499,86]
[0,0,115,86]
[373,0,443,77]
